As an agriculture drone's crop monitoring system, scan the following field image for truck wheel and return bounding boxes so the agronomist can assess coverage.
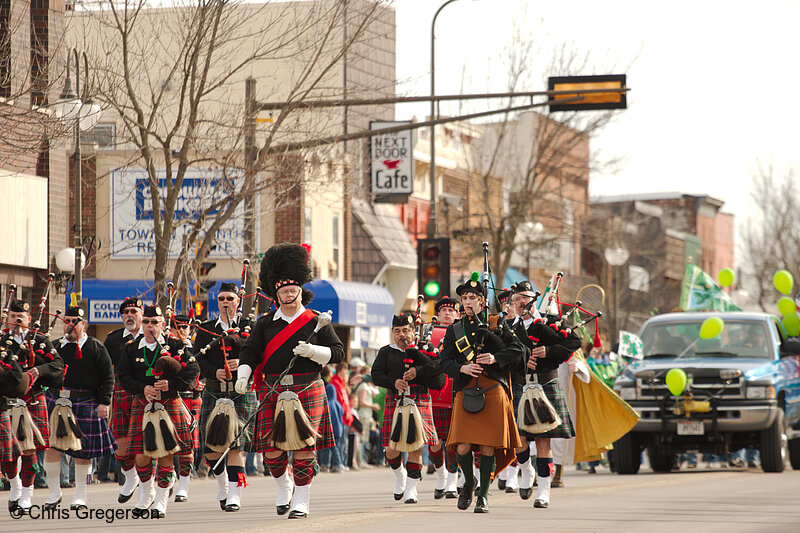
[647,447,675,472]
[760,410,786,473]
[789,438,800,470]
[614,431,641,475]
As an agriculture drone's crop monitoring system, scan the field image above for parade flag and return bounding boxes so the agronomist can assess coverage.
[536,274,559,315]
[618,330,643,360]
[679,263,741,312]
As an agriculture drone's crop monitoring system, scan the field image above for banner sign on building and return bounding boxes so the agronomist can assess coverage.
[110,168,248,259]
[90,299,154,324]
[370,121,413,202]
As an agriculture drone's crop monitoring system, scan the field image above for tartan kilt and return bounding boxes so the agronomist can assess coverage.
[432,405,452,444]
[253,375,333,453]
[45,389,118,459]
[0,410,22,463]
[110,383,134,440]
[182,396,202,450]
[517,379,575,440]
[22,391,49,451]
[126,397,195,456]
[198,389,257,453]
[382,392,439,449]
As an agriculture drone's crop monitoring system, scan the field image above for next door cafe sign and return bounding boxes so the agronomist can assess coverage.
[370,121,413,199]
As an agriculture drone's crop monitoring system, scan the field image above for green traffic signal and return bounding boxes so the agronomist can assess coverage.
[423,281,441,298]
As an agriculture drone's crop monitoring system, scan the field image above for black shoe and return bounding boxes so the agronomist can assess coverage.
[474,496,489,513]
[8,500,19,512]
[393,491,404,501]
[151,509,166,518]
[225,504,240,512]
[70,503,88,511]
[505,486,518,494]
[118,489,136,504]
[497,479,506,491]
[519,487,533,500]
[34,480,48,489]
[456,485,462,494]
[131,508,143,518]
[457,479,475,510]
[174,494,187,503]
[288,509,307,519]
[534,498,549,508]
[445,491,458,499]
[587,465,597,474]
[43,498,62,510]
[474,484,481,497]
[434,488,445,500]
[427,464,436,475]
[276,504,290,516]
[220,499,227,511]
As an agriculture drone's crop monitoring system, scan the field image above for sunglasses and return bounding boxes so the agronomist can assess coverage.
[177,324,191,330]
[142,319,161,325]
[218,296,236,302]
[63,319,82,324]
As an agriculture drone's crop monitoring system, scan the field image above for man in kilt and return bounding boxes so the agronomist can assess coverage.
[427,296,460,499]
[1,342,28,512]
[171,314,201,503]
[237,242,344,519]
[118,305,200,518]
[437,277,526,514]
[104,297,144,503]
[44,307,116,510]
[194,285,258,512]
[510,281,582,508]
[372,312,443,504]
[494,287,522,493]
[2,299,63,514]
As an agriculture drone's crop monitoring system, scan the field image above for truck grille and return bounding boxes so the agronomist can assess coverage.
[637,374,744,399]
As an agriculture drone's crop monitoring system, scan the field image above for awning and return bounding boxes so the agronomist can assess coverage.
[304,279,394,328]
[66,279,156,324]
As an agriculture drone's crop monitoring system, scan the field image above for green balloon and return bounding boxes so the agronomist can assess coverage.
[774,270,794,296]
[718,268,735,288]
[783,313,800,337]
[699,316,724,339]
[665,368,688,397]
[778,297,797,317]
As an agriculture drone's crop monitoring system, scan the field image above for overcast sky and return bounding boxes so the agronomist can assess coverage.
[393,0,800,220]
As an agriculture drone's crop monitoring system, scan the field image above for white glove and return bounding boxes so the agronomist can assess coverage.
[235,364,252,394]
[293,341,332,365]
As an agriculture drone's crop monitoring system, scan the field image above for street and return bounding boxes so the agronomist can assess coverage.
[3,464,798,532]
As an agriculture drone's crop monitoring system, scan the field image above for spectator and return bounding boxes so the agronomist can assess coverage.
[330,363,354,470]
[319,366,345,473]
[354,366,379,466]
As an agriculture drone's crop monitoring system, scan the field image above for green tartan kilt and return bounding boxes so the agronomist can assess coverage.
[199,389,257,453]
[517,379,575,440]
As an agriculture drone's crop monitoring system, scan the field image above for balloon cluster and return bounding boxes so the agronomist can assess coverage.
[773,270,799,336]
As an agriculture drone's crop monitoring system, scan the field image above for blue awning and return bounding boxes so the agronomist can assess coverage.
[66,279,157,324]
[304,280,394,328]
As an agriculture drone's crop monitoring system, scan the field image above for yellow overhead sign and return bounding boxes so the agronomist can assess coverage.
[548,74,627,112]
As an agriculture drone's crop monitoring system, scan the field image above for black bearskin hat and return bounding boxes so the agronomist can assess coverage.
[259,243,314,302]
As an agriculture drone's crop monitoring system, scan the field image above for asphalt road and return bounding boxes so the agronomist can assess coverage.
[3,463,799,532]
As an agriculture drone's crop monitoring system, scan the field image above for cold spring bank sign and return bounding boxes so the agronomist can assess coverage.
[110,168,246,259]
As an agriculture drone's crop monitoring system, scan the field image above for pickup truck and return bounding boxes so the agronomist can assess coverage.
[612,311,800,474]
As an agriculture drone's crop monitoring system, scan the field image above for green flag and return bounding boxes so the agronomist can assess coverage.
[679,263,741,312]
[618,330,643,360]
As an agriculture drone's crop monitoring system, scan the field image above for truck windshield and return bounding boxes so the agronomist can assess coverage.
[641,320,773,359]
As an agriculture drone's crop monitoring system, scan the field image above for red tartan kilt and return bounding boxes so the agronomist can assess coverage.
[0,411,22,463]
[381,393,439,449]
[125,397,195,455]
[110,383,134,439]
[22,391,49,450]
[253,376,334,453]
[182,396,201,450]
[432,405,452,444]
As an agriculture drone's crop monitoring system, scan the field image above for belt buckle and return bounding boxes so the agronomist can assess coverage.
[280,375,294,386]
[59,389,70,399]
[455,336,471,353]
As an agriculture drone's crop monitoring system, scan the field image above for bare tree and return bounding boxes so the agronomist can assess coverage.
[740,160,800,311]
[69,0,390,304]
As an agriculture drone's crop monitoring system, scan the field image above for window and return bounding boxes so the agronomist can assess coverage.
[304,207,312,245]
[332,214,340,278]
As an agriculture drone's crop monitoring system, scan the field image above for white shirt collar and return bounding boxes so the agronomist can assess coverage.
[389,344,406,352]
[124,327,143,338]
[274,305,306,324]
[138,336,163,350]
[61,333,88,349]
[13,329,29,344]
[215,314,237,330]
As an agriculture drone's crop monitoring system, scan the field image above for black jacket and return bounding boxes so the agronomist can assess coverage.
[118,337,199,397]
[437,315,526,394]
[1,330,64,393]
[104,327,142,378]
[511,316,582,378]
[371,344,445,396]
[56,336,115,405]
[194,318,250,384]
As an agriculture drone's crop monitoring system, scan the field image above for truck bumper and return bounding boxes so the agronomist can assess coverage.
[629,402,778,433]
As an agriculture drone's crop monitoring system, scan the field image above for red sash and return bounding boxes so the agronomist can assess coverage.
[428,325,454,408]
[253,309,317,390]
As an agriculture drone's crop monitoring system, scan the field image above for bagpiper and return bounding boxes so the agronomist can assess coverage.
[43,306,116,510]
[0,347,27,506]
[437,275,526,514]
[509,280,581,508]
[103,297,144,504]
[171,313,201,504]
[117,305,200,518]
[371,312,444,504]
[195,284,257,511]
[237,243,344,519]
[2,299,63,514]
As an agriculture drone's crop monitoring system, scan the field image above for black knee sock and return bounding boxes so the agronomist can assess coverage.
[516,447,530,465]
[457,452,474,487]
[479,455,495,498]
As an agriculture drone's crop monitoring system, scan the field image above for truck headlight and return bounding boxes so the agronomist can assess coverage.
[618,387,636,401]
[746,386,766,399]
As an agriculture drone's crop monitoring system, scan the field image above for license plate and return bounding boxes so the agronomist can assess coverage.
[677,420,704,435]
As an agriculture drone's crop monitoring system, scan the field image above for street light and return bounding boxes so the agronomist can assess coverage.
[604,246,630,346]
[54,49,101,309]
[428,0,477,238]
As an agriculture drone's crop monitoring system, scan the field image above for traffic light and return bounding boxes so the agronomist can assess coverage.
[193,299,207,321]
[417,238,450,301]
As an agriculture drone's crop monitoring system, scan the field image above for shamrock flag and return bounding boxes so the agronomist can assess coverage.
[679,263,741,312]
[618,330,643,360]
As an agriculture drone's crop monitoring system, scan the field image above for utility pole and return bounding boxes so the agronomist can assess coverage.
[243,77,257,309]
